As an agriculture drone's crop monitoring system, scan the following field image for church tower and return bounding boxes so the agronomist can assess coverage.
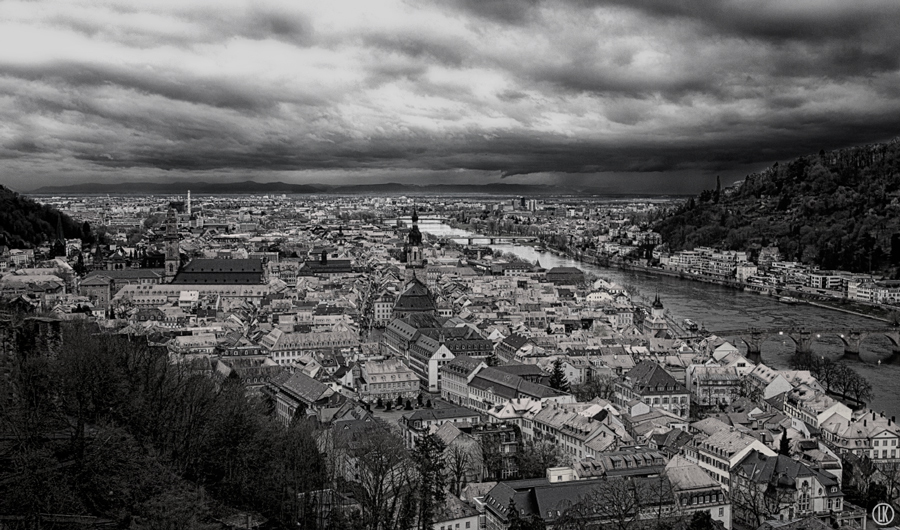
[164,208,181,282]
[644,292,669,337]
[406,206,423,267]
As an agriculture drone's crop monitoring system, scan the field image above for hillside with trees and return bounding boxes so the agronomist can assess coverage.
[654,139,900,275]
[0,185,92,250]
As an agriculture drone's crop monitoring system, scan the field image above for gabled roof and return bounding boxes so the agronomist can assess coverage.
[394,276,436,313]
[278,371,334,404]
[735,450,839,492]
[440,355,486,378]
[496,363,545,378]
[626,360,686,394]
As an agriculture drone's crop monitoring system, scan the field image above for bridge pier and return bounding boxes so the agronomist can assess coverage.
[740,332,765,364]
[789,331,813,355]
[884,331,900,364]
[838,331,863,361]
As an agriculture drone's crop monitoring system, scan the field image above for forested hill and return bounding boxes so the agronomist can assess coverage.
[0,185,89,249]
[653,139,900,275]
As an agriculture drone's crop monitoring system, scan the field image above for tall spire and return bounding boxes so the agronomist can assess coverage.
[411,203,418,224]
[56,213,65,245]
[652,290,664,310]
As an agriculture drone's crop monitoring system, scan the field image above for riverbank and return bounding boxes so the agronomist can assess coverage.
[436,221,898,324]
[604,256,896,324]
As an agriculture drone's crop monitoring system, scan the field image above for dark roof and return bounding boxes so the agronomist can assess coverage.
[626,360,686,394]
[470,367,566,401]
[440,355,486,378]
[172,258,263,284]
[300,259,354,274]
[496,364,545,378]
[735,450,839,492]
[500,333,529,350]
[404,406,480,422]
[84,269,164,281]
[394,276,436,313]
[546,267,583,274]
[485,476,674,523]
[278,372,332,404]
[433,492,479,523]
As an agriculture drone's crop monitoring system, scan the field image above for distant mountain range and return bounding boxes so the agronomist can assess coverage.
[30,180,603,196]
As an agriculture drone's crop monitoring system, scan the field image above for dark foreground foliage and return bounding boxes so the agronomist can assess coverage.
[0,319,333,529]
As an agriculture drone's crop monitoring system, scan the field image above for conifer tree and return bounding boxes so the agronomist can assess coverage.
[413,434,446,530]
[549,359,570,392]
[778,429,791,456]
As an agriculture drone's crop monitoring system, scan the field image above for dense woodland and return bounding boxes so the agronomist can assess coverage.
[0,186,92,250]
[654,140,900,276]
[0,319,340,529]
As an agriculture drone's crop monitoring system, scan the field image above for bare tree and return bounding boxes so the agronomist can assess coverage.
[336,421,413,530]
[445,441,481,497]
[846,371,874,405]
[572,374,618,401]
[730,472,794,528]
[554,476,642,530]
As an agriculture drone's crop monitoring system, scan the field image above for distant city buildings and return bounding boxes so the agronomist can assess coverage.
[1,190,894,530]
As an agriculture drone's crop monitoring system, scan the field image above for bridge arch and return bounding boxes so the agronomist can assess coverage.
[709,326,900,364]
[730,332,797,365]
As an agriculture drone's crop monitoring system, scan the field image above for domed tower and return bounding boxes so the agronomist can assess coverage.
[164,208,181,282]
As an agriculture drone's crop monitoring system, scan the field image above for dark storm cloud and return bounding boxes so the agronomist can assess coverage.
[3,62,283,111]
[1,0,899,192]
[581,0,900,43]
[361,33,470,68]
[445,0,542,24]
[46,3,316,48]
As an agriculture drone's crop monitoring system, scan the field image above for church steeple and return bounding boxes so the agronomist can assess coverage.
[164,208,181,282]
[652,291,663,310]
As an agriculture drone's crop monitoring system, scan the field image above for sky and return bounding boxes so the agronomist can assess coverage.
[1,0,900,194]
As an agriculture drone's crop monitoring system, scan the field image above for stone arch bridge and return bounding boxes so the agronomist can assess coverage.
[706,327,900,364]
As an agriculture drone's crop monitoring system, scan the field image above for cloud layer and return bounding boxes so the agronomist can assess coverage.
[1,0,899,192]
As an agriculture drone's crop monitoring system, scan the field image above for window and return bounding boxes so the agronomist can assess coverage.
[799,493,810,512]
[718,508,724,517]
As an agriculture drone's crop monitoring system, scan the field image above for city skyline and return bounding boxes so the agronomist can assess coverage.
[2,0,900,193]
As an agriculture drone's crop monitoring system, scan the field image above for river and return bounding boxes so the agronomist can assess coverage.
[414,220,900,420]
